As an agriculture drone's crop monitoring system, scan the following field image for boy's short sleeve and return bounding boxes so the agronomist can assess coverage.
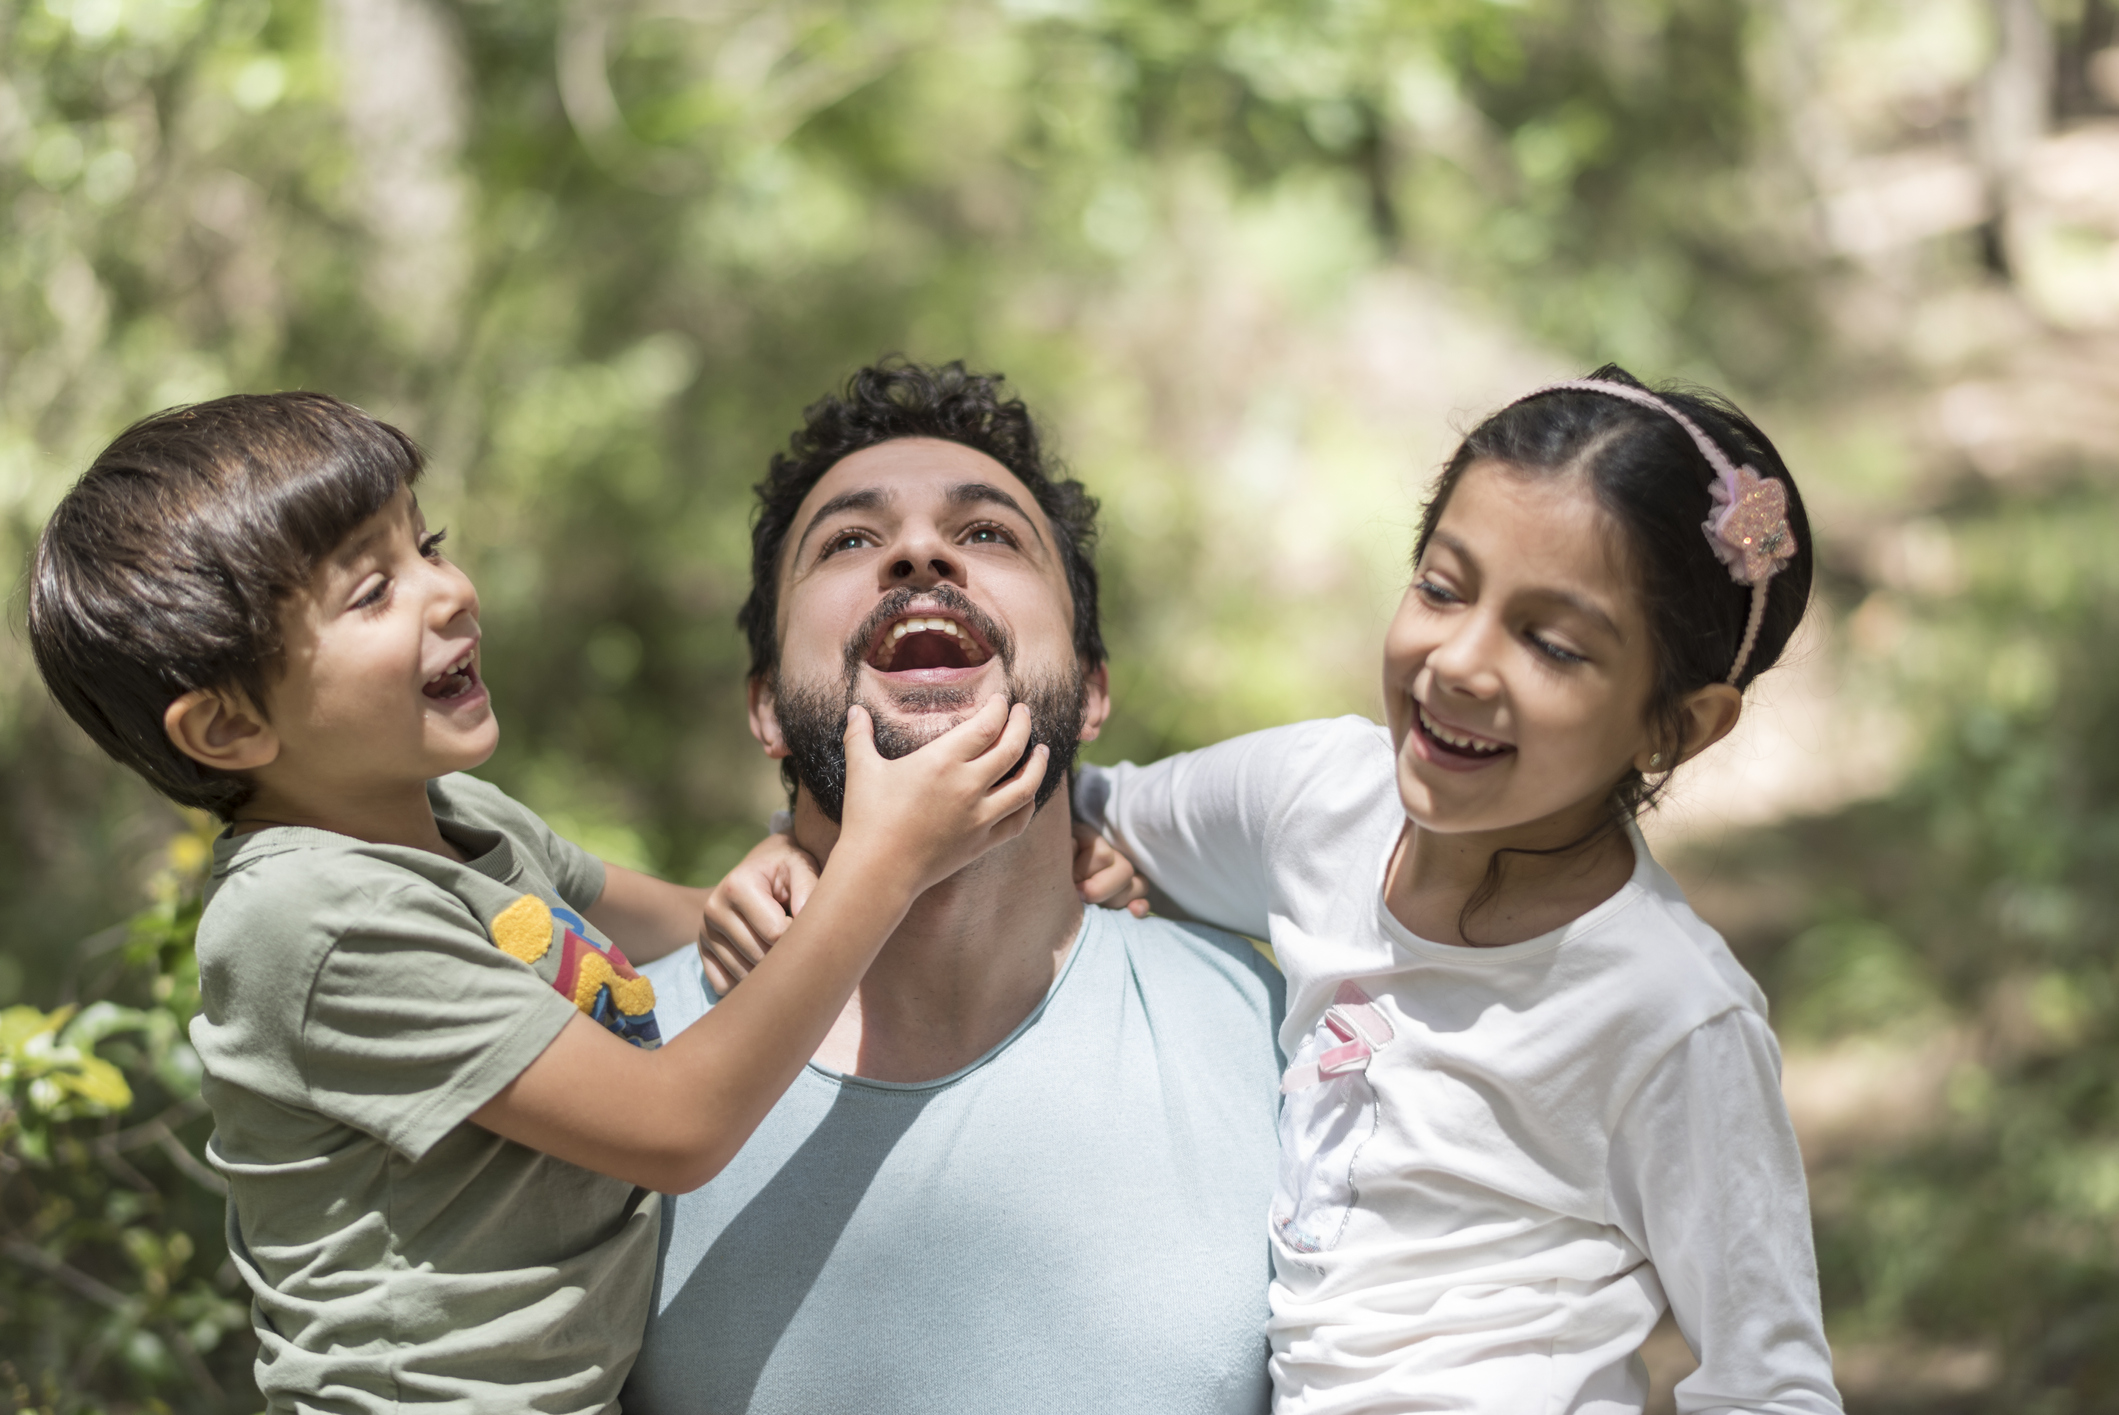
[431,773,607,912]
[194,863,580,1165]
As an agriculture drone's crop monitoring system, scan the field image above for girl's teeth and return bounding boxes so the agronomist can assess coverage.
[1421,706,1504,754]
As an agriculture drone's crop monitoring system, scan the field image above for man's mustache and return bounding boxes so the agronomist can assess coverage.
[840,584,1013,681]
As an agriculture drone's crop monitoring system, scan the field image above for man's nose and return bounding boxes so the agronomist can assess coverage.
[883,522,963,589]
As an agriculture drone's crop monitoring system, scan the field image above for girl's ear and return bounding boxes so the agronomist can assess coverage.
[1634,683,1743,775]
[164,689,279,773]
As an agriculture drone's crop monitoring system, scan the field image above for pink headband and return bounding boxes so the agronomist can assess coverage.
[1502,378,1797,686]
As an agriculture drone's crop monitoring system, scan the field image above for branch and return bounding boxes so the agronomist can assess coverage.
[2,1236,133,1310]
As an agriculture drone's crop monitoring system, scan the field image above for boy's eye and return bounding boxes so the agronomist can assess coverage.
[353,576,389,610]
[419,528,448,559]
[1413,577,1461,606]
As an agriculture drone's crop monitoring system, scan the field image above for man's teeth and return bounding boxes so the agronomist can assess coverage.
[1420,705,1506,755]
[889,617,969,644]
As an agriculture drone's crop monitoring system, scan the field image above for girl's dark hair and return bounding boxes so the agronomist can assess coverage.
[28,392,424,819]
[1417,363,1814,938]
[739,358,1104,682]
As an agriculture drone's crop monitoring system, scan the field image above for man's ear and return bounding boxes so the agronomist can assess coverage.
[164,688,279,774]
[1077,661,1111,743]
[747,676,789,759]
[1634,683,1742,774]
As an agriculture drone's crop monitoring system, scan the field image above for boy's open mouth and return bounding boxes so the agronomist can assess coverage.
[1416,703,1512,760]
[423,649,480,701]
[864,611,996,674]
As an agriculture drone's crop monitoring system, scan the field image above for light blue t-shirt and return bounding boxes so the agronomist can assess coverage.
[624,906,1285,1415]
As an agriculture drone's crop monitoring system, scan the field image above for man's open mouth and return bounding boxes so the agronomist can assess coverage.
[1416,703,1512,760]
[423,648,481,701]
[865,611,997,674]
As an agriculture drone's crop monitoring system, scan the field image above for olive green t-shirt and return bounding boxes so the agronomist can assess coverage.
[190,773,663,1414]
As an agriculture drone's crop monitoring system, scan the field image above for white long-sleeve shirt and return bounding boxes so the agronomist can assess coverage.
[1076,717,1841,1415]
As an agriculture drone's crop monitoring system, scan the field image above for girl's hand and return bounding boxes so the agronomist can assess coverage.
[835,695,1045,891]
[698,832,820,994]
[1072,822,1151,917]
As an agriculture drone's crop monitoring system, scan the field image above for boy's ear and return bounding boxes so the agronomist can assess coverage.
[747,677,790,759]
[164,689,279,774]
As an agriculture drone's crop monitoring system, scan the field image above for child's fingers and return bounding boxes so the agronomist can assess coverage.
[1128,898,1151,918]
[981,742,1047,823]
[841,702,880,765]
[704,872,792,952]
[699,952,734,996]
[970,702,1035,783]
[778,849,820,918]
[926,692,1014,760]
[1078,854,1147,909]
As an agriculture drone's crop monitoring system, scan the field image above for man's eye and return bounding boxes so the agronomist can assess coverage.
[824,532,871,556]
[964,525,1012,546]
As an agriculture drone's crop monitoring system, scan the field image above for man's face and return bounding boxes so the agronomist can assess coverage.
[752,437,1107,821]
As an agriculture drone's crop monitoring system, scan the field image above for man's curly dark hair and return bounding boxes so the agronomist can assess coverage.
[739,359,1106,681]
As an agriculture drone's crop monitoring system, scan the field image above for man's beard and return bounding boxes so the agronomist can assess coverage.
[772,587,1087,824]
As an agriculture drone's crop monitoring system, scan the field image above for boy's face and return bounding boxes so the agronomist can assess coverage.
[257,487,495,800]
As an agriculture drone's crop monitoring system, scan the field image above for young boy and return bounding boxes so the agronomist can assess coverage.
[26,392,1048,1413]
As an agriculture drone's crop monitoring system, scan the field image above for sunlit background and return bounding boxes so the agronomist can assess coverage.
[4,1,2118,1410]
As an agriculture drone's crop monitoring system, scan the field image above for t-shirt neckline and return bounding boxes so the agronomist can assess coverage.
[1368,816,1654,965]
[210,778,516,883]
[807,906,1098,1095]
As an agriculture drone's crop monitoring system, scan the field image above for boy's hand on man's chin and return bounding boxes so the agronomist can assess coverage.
[834,694,1044,894]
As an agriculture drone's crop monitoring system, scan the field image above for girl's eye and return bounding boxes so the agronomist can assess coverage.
[1528,633,1587,666]
[419,528,448,559]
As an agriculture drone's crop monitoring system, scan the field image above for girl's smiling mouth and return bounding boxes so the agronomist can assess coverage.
[1411,702,1515,771]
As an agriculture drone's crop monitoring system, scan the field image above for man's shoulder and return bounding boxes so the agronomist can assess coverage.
[1091,909,1286,1033]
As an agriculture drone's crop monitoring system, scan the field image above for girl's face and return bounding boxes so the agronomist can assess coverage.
[1384,460,1661,840]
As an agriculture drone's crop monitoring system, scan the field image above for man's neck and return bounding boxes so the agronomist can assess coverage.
[792,783,1084,1082]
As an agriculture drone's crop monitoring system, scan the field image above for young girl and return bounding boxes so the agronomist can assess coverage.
[712,366,1842,1412]
[1068,366,1843,1413]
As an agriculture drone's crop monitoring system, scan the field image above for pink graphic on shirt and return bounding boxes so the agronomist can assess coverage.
[1273,982,1395,1256]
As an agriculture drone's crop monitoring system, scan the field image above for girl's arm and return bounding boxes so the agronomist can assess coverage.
[1607,1009,1843,1415]
[1074,719,1348,940]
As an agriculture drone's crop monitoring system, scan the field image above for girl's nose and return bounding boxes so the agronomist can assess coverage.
[1424,614,1504,699]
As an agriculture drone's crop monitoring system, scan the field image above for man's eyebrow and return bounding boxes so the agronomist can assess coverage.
[1427,529,1623,641]
[793,486,894,560]
[948,482,1046,547]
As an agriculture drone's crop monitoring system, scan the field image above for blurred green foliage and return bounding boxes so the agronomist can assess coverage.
[5,0,2119,1411]
[1749,489,2119,1412]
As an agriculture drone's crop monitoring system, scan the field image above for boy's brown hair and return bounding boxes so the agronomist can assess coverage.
[28,392,424,818]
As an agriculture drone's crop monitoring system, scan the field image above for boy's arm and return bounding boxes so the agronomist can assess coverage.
[472,697,1046,1194]
[585,866,770,995]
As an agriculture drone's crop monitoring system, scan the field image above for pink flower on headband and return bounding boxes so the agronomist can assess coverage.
[1705,465,1796,587]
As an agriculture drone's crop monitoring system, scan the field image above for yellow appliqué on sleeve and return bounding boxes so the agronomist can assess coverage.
[490,894,555,963]
[570,949,656,1017]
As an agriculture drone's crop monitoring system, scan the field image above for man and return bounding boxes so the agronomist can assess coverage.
[626,361,1284,1414]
